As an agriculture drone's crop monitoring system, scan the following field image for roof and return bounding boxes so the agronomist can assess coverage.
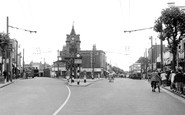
[70,25,76,35]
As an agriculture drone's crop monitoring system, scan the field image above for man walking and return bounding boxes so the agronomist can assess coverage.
[150,70,161,92]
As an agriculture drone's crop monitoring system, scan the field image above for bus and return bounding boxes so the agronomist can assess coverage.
[129,63,142,79]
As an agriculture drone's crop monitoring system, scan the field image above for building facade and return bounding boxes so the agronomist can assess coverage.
[57,25,107,78]
[79,50,106,77]
[148,44,166,70]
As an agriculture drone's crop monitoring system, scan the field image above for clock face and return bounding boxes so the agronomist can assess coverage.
[71,37,75,40]
[77,54,80,57]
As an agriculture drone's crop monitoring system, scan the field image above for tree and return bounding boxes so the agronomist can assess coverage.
[136,57,149,73]
[0,33,10,75]
[0,33,9,56]
[154,6,185,70]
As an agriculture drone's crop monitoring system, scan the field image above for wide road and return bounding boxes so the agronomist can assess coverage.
[1,77,185,115]
[60,78,185,115]
[0,77,69,115]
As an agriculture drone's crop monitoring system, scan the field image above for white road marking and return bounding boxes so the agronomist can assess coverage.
[53,85,71,115]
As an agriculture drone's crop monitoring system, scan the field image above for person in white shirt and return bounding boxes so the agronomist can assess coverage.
[169,70,176,90]
[160,71,167,87]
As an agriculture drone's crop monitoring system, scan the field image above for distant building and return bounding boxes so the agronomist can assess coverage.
[80,50,106,77]
[24,61,51,77]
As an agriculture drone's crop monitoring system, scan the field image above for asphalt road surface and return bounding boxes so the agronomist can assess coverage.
[0,77,185,115]
[0,77,68,115]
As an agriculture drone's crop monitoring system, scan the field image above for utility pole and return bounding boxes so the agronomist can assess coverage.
[91,45,95,79]
[43,58,45,77]
[57,49,59,78]
[7,16,13,82]
[160,33,163,71]
[145,48,148,78]
[23,48,24,72]
[149,36,153,71]
[15,40,18,78]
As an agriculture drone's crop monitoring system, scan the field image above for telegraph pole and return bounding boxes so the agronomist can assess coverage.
[160,33,163,71]
[43,58,45,77]
[7,16,13,82]
[57,49,59,78]
[23,48,25,72]
[91,45,95,79]
[149,36,153,71]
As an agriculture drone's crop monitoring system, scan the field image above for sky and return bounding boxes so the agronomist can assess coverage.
[0,0,184,71]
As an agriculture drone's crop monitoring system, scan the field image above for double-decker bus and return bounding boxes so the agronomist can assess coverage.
[129,63,142,79]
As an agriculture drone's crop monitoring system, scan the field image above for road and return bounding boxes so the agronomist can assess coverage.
[60,78,185,115]
[0,77,69,115]
[0,77,185,115]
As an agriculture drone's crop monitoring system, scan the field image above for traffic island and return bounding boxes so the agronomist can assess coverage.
[67,78,103,87]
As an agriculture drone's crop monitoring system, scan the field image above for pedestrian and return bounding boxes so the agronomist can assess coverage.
[3,70,7,82]
[169,70,176,91]
[160,71,167,87]
[66,75,70,82]
[174,69,183,94]
[182,72,185,94]
[8,71,11,82]
[23,70,26,79]
[150,70,161,92]
[84,74,87,83]
[71,76,74,83]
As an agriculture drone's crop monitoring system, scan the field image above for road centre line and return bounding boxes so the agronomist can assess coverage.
[53,85,71,115]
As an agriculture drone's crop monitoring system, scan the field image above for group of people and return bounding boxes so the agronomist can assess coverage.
[150,68,185,94]
[169,69,185,94]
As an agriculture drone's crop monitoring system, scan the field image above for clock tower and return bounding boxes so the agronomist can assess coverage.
[62,24,82,79]
[66,25,81,53]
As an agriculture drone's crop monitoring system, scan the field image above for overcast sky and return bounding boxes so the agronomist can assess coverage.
[0,0,184,71]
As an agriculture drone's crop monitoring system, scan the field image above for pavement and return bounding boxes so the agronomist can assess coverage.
[0,80,15,88]
[144,79,185,99]
[162,86,185,98]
